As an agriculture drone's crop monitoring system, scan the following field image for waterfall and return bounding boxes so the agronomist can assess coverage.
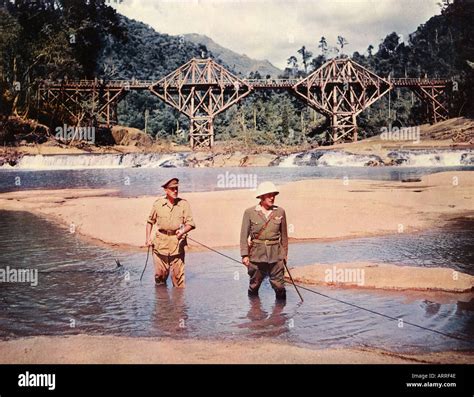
[388,150,474,167]
[7,153,188,169]
[277,153,301,167]
[276,149,473,167]
[278,150,383,167]
[1,149,473,169]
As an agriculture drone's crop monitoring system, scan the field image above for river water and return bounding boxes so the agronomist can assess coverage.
[0,210,472,353]
[0,164,473,353]
[1,165,473,196]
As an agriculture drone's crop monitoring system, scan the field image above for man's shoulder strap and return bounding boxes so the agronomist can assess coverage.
[255,211,276,239]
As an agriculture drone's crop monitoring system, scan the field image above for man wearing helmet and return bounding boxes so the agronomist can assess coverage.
[240,181,288,300]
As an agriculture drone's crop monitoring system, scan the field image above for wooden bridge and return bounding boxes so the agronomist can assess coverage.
[39,58,451,148]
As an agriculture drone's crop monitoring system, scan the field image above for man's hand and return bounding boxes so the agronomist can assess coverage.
[176,224,192,240]
[145,239,153,247]
[242,256,250,267]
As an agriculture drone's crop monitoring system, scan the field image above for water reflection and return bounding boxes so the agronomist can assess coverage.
[457,298,474,313]
[151,286,189,336]
[421,300,441,317]
[238,297,288,337]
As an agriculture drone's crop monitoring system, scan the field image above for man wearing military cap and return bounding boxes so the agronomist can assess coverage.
[145,178,196,287]
[240,181,288,300]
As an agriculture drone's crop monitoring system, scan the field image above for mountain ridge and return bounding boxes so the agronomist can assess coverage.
[184,33,282,77]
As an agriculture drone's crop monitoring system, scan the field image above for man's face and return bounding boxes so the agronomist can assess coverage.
[260,192,276,208]
[165,186,178,200]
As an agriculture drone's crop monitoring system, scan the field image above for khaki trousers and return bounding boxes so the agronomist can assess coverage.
[152,250,185,288]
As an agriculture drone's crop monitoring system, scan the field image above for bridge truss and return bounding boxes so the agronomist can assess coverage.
[38,58,451,148]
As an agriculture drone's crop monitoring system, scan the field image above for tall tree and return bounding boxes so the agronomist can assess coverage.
[297,45,312,74]
[367,44,374,57]
[0,0,124,120]
[287,55,298,69]
[318,36,328,56]
[337,36,348,54]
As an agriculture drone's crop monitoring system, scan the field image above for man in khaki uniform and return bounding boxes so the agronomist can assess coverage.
[145,178,195,287]
[240,181,288,300]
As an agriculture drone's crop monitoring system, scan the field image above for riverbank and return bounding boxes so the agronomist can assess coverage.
[0,171,472,250]
[1,117,473,168]
[0,335,472,364]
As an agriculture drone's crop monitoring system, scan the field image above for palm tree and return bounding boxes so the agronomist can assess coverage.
[367,44,374,57]
[337,36,349,54]
[287,55,298,68]
[297,46,313,74]
[318,36,328,55]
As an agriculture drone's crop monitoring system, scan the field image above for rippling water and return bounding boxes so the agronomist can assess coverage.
[0,211,472,353]
[0,166,473,196]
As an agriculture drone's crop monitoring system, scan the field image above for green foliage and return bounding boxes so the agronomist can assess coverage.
[101,16,203,136]
[0,0,123,121]
[2,0,472,147]
[213,91,316,147]
[279,1,474,142]
[98,16,202,80]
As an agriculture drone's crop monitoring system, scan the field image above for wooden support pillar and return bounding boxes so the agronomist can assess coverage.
[350,88,357,142]
[332,85,338,143]
[190,116,214,149]
[352,113,358,142]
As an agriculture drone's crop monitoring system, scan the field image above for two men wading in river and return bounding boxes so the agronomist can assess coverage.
[145,179,288,301]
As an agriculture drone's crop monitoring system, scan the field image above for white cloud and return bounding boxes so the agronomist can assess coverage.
[113,0,441,69]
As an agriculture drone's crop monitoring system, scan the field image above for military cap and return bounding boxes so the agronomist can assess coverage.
[161,178,179,188]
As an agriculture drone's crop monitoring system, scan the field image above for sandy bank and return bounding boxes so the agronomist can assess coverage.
[0,335,472,364]
[287,262,474,293]
[0,171,472,251]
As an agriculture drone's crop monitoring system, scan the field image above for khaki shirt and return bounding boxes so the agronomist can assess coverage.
[240,205,288,263]
[147,197,196,256]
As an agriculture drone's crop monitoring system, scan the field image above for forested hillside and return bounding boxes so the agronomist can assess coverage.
[1,0,473,146]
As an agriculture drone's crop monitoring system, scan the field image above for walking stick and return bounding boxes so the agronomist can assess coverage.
[140,245,151,282]
[283,259,304,302]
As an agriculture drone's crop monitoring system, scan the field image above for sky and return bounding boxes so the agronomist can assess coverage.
[111,0,442,69]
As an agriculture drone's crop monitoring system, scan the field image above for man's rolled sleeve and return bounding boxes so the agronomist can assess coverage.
[183,200,196,230]
[147,206,157,225]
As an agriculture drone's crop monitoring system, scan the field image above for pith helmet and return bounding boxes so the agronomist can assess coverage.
[255,181,279,198]
[161,178,179,188]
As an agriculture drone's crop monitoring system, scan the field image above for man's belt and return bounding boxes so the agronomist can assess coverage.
[252,238,280,246]
[158,229,177,236]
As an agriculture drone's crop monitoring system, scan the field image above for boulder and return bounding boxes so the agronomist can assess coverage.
[0,151,23,167]
[111,126,153,147]
[0,117,49,145]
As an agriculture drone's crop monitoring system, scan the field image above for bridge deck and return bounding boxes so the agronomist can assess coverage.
[39,77,451,90]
